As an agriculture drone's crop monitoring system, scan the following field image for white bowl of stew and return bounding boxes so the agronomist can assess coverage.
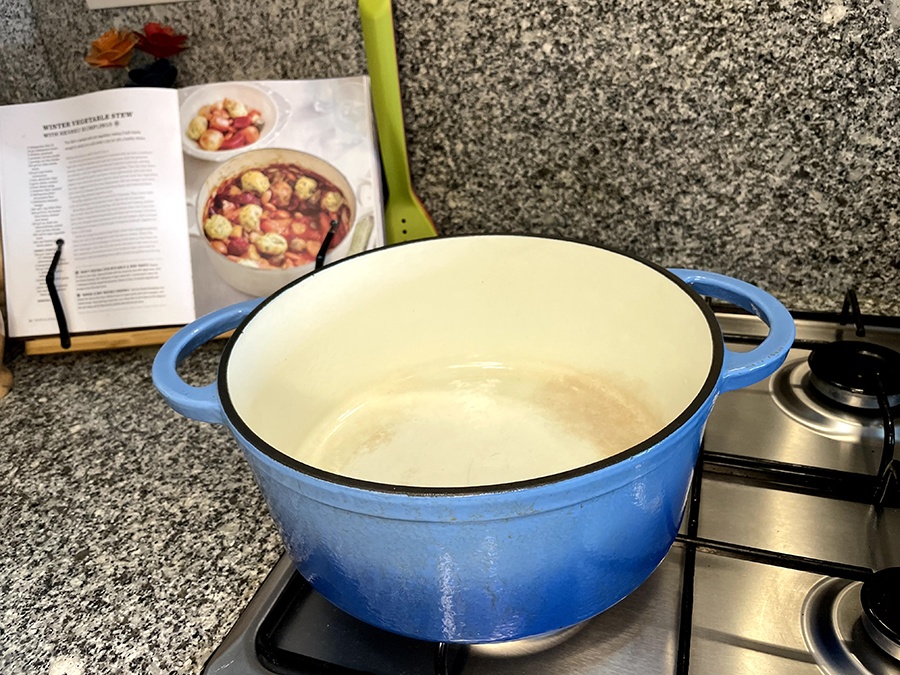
[196,148,357,297]
[181,82,286,162]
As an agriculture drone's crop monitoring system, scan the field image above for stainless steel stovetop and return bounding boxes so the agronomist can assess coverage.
[204,301,900,675]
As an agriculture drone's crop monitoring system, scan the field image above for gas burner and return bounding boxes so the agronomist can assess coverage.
[860,568,900,661]
[808,342,900,410]
[467,622,587,658]
[801,572,900,674]
[770,358,888,442]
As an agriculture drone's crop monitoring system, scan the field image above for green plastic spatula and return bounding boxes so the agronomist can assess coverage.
[359,0,438,244]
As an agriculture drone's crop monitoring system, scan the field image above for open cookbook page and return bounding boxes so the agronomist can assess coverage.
[180,77,385,317]
[0,77,385,343]
[0,88,195,338]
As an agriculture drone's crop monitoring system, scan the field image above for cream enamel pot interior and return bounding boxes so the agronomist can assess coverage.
[153,235,795,643]
[196,148,357,297]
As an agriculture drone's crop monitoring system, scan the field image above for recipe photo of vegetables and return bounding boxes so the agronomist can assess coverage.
[203,164,352,268]
[187,98,263,151]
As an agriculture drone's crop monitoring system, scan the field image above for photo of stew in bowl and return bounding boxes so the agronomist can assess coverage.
[187,97,264,152]
[197,148,357,297]
[180,82,287,162]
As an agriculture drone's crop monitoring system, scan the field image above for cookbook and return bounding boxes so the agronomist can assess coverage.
[0,77,385,342]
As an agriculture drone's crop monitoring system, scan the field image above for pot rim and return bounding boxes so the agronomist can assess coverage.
[217,233,724,496]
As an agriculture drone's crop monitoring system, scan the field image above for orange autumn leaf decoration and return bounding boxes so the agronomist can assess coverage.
[85,28,139,68]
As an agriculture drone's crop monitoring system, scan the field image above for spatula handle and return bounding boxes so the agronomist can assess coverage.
[359,0,414,198]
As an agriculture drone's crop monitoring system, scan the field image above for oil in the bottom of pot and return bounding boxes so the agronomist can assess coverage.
[292,360,664,488]
[288,362,665,487]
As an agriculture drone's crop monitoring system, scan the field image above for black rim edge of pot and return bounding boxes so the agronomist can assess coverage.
[217,233,725,497]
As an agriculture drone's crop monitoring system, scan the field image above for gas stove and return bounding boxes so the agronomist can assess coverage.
[203,293,900,675]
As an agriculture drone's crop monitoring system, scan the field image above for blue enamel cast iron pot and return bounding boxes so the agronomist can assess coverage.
[153,235,795,643]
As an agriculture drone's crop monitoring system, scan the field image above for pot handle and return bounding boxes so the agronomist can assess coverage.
[152,298,264,425]
[669,269,795,393]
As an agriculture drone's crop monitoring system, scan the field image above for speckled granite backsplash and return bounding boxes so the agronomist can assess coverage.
[1,0,899,314]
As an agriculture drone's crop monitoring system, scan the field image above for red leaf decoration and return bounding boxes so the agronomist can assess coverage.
[134,23,188,60]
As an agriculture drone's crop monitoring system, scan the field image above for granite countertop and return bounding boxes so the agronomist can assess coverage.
[4,0,900,317]
[0,342,283,674]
